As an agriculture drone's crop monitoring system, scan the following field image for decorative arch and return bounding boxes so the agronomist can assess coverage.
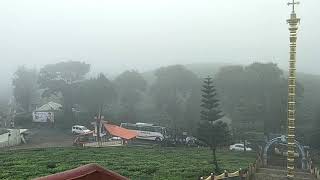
[262,136,308,169]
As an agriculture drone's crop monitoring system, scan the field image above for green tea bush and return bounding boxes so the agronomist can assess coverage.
[0,147,256,180]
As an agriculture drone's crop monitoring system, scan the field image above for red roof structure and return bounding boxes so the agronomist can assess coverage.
[104,123,138,140]
[35,163,129,180]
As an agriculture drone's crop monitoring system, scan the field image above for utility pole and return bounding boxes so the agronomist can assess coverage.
[286,0,300,178]
[94,105,104,147]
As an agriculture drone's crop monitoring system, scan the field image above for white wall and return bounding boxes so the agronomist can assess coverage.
[0,129,21,148]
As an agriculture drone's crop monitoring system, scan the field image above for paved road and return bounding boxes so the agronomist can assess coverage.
[19,129,73,148]
[1,128,73,150]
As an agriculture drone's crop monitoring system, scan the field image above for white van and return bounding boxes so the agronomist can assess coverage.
[72,125,91,134]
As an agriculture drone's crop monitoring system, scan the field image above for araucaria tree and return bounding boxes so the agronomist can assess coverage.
[198,76,229,173]
[200,77,223,122]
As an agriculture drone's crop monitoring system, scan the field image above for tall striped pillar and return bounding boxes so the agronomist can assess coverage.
[286,3,300,179]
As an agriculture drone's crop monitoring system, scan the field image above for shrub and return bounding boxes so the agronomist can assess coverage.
[47,162,57,169]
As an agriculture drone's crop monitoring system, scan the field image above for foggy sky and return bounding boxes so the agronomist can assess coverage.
[0,0,319,86]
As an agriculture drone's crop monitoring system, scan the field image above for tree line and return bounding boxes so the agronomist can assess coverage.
[11,61,320,149]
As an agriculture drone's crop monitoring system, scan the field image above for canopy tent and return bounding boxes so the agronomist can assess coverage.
[104,123,138,140]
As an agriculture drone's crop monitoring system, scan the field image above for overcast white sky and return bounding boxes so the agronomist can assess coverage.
[0,0,319,82]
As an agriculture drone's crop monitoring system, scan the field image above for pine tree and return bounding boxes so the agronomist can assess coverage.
[200,77,223,122]
[198,76,229,173]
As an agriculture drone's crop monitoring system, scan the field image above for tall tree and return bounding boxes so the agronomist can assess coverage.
[198,76,229,173]
[12,66,38,112]
[215,63,303,137]
[184,88,201,135]
[38,61,90,125]
[233,99,258,152]
[306,105,320,149]
[151,65,200,132]
[200,77,223,122]
[114,70,147,123]
[77,73,117,116]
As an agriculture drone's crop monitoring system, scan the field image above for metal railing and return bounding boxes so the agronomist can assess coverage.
[200,153,262,180]
[309,158,320,179]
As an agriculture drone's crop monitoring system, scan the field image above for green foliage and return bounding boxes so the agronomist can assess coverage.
[39,61,90,82]
[184,89,201,135]
[305,105,320,149]
[14,113,32,128]
[198,77,229,172]
[0,147,255,180]
[307,131,320,149]
[38,61,90,124]
[114,70,147,123]
[12,66,38,112]
[38,61,90,99]
[200,77,223,122]
[198,121,230,148]
[214,63,303,135]
[151,65,200,130]
[10,61,320,143]
[47,162,57,169]
[232,100,262,147]
[115,70,147,93]
[76,73,117,116]
[296,73,320,130]
[198,121,231,172]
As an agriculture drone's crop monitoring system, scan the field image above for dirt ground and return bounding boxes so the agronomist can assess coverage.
[7,128,74,150]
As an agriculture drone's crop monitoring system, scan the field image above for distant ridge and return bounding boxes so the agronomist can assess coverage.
[141,62,320,86]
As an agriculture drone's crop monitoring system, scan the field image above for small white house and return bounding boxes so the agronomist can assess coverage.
[32,102,62,123]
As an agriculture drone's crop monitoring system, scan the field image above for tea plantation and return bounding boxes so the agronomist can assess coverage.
[0,147,255,180]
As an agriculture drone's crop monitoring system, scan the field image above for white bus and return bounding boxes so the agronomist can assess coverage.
[120,122,167,141]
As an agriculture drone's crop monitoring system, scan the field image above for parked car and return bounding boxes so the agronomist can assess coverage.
[185,136,208,147]
[229,143,252,151]
[186,136,197,145]
[72,125,91,134]
[109,136,122,141]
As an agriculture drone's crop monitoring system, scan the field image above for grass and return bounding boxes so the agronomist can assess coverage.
[0,147,256,180]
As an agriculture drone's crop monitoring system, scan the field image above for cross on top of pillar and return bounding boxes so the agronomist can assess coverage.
[288,0,300,13]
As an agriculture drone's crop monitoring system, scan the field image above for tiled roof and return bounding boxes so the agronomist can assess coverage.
[35,163,129,180]
[35,102,62,112]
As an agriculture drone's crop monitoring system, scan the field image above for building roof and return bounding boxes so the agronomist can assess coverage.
[104,123,138,140]
[35,163,129,180]
[35,102,62,112]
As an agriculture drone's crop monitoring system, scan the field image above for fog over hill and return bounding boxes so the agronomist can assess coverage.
[1,61,319,106]
[1,0,320,104]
